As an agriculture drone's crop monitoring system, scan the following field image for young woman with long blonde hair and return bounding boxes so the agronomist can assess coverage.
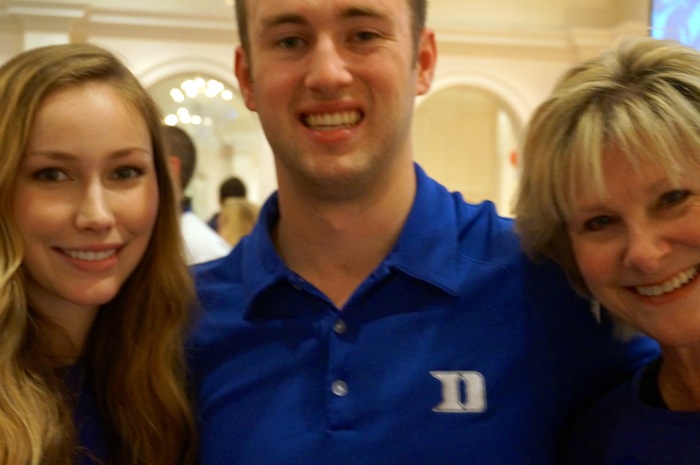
[0,43,197,465]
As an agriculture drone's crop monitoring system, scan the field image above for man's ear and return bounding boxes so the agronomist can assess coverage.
[415,28,437,96]
[235,46,256,111]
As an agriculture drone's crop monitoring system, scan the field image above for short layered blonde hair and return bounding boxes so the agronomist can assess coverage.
[515,38,700,294]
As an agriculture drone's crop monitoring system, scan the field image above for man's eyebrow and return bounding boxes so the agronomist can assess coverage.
[340,6,387,20]
[260,13,307,30]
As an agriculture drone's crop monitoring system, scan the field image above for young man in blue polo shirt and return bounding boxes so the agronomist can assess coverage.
[188,0,658,463]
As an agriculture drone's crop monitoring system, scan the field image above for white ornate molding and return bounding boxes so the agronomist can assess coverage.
[432,19,648,61]
[6,1,86,30]
[4,0,236,46]
[87,9,233,30]
[137,56,236,88]
[4,2,86,47]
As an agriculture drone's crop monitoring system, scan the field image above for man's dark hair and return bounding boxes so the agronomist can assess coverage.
[219,176,247,203]
[162,125,197,189]
[234,0,428,58]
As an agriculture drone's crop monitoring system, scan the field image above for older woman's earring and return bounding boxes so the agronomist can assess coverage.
[590,298,601,324]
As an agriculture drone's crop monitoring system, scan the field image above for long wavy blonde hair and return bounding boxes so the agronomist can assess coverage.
[0,43,197,465]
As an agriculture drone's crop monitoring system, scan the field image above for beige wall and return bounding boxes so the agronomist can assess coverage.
[0,0,651,217]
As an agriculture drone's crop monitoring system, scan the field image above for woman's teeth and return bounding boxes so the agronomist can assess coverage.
[636,266,699,297]
[61,249,117,261]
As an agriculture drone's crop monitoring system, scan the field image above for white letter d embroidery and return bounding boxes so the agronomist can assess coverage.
[430,371,487,413]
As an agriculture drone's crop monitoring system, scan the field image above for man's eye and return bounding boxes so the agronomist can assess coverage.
[354,31,379,42]
[34,168,69,182]
[583,215,614,232]
[279,37,304,49]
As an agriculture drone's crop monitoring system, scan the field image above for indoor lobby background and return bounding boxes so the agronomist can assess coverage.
[0,0,651,219]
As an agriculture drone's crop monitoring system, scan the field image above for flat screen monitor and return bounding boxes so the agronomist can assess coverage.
[650,0,700,49]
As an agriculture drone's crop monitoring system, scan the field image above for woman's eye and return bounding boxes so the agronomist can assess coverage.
[33,168,69,182]
[659,189,690,207]
[583,215,614,232]
[112,167,143,180]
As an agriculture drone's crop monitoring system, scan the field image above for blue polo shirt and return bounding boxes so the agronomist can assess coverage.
[189,164,657,465]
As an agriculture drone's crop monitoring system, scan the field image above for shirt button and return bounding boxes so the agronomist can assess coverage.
[331,380,349,397]
[333,319,347,334]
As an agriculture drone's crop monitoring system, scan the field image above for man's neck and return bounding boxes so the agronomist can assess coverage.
[273,167,416,309]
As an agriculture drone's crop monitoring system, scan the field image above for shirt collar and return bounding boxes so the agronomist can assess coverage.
[386,164,461,295]
[241,164,462,314]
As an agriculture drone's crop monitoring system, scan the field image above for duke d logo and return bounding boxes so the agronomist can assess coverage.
[430,371,487,413]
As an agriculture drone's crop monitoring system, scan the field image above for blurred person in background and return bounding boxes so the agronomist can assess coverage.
[216,190,259,247]
[163,124,231,264]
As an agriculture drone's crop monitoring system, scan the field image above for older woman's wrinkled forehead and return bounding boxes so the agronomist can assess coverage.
[563,135,694,223]
[560,87,700,215]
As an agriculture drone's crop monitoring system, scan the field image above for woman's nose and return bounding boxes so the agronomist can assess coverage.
[622,223,671,273]
[75,181,116,232]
